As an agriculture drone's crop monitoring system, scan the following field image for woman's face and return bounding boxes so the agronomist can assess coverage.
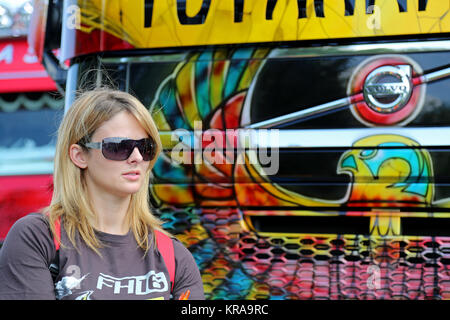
[81,110,151,199]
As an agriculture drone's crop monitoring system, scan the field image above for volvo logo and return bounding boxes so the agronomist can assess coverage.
[348,55,425,127]
[363,65,412,114]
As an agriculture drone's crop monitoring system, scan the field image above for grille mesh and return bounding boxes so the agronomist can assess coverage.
[158,207,450,299]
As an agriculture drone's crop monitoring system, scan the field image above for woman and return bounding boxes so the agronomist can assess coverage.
[0,88,204,300]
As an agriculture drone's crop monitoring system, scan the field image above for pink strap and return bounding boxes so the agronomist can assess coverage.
[53,217,61,251]
[155,230,175,292]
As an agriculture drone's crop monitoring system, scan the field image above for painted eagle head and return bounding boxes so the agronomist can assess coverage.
[337,134,434,207]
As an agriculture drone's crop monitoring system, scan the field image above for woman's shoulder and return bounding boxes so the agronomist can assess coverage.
[154,231,195,264]
[3,212,55,256]
[169,236,190,256]
[0,212,57,299]
[168,236,205,299]
[152,229,197,269]
[170,236,199,269]
[10,212,51,235]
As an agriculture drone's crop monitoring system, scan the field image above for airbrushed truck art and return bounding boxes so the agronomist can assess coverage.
[28,0,450,299]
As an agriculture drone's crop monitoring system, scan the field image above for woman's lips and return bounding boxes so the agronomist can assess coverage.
[122,171,140,181]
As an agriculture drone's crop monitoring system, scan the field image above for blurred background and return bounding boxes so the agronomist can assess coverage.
[0,0,63,244]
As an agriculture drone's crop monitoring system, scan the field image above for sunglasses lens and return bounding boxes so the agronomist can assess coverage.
[101,138,155,161]
[102,139,133,161]
[137,138,155,161]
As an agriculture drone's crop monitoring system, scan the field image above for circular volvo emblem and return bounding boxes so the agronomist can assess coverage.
[363,65,412,113]
[348,55,425,126]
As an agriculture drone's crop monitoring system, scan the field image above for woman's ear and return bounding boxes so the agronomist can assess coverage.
[69,144,88,169]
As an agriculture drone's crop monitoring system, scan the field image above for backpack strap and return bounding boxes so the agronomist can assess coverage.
[53,217,61,251]
[46,215,61,282]
[155,230,175,293]
[42,212,61,251]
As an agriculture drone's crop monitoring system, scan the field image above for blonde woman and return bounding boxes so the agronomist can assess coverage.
[0,89,204,300]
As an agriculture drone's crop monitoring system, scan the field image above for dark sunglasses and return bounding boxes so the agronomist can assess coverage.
[83,137,156,161]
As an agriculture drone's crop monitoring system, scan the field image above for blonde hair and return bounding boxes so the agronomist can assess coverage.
[43,88,168,255]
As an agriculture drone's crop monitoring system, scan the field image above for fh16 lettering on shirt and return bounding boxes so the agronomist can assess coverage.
[97,270,168,295]
[55,269,168,299]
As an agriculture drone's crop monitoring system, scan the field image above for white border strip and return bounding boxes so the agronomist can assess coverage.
[253,127,450,148]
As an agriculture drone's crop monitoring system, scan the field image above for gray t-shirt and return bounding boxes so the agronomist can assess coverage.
[0,213,204,300]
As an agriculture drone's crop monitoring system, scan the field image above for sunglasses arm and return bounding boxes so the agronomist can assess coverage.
[84,142,102,150]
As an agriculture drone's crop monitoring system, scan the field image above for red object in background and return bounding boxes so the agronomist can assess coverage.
[29,0,134,65]
[0,37,57,241]
[0,175,53,241]
[0,38,57,93]
[27,0,48,63]
[60,27,134,64]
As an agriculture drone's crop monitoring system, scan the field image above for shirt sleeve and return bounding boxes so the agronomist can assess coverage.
[0,213,57,300]
[171,238,205,300]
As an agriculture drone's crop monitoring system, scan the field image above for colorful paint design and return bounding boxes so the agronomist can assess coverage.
[148,47,450,299]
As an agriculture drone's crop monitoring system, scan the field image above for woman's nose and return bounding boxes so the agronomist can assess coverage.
[127,147,144,163]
